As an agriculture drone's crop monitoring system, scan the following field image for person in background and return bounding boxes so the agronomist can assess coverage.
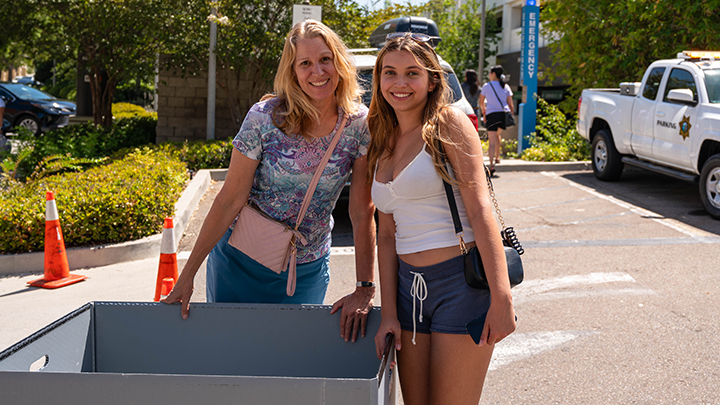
[368,33,516,404]
[163,20,377,343]
[479,65,514,176]
[460,69,480,117]
[0,96,9,152]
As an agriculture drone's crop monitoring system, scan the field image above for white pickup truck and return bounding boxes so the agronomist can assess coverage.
[577,51,720,219]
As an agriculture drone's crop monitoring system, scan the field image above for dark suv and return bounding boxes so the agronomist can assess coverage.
[0,83,76,136]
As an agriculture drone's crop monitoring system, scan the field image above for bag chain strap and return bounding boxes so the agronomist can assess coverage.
[484,166,505,230]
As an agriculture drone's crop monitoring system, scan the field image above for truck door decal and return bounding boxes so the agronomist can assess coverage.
[679,115,692,140]
[656,120,677,129]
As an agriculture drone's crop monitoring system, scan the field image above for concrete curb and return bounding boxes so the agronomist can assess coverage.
[489,160,592,172]
[0,169,227,277]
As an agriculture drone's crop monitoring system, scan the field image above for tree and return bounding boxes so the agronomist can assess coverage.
[541,0,720,109]
[425,0,500,76]
[163,0,502,132]
[166,0,377,132]
[0,1,38,75]
[33,0,182,127]
[165,0,294,131]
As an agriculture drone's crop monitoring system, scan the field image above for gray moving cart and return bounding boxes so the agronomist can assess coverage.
[0,302,397,405]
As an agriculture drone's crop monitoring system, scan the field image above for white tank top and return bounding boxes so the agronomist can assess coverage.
[371,146,475,255]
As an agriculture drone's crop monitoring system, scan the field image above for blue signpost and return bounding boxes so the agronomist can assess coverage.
[518,0,539,152]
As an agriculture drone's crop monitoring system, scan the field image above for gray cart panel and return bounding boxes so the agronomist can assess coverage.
[0,302,397,405]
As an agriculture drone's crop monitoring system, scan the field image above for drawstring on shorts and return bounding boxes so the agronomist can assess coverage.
[409,271,428,345]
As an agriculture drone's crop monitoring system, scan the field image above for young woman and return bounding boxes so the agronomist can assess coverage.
[163,20,376,343]
[479,65,514,175]
[368,33,516,404]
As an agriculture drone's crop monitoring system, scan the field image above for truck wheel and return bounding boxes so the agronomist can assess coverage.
[699,154,720,219]
[591,129,624,181]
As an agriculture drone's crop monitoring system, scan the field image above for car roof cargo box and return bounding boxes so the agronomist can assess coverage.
[368,17,441,49]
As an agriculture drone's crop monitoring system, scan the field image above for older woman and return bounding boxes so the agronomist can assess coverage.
[164,20,376,343]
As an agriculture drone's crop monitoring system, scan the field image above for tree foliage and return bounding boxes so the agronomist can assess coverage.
[0,0,38,73]
[165,0,295,130]
[164,0,499,132]
[426,0,500,76]
[541,0,720,109]
[166,0,385,132]
[29,0,182,127]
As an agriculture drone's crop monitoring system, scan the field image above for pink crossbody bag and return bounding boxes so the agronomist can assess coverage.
[228,115,348,296]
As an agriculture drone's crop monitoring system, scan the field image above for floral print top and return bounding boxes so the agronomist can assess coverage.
[232,98,369,263]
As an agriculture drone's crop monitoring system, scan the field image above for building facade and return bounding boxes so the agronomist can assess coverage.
[467,0,567,105]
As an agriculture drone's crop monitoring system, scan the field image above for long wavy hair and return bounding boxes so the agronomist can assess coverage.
[264,20,362,137]
[366,34,455,184]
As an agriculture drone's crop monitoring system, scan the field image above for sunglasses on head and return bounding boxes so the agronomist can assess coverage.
[385,32,440,45]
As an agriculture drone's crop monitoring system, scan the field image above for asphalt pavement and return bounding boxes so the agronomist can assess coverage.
[3,159,719,404]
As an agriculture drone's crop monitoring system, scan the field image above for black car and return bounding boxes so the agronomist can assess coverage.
[0,82,76,136]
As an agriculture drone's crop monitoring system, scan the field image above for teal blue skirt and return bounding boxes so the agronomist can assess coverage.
[206,228,330,304]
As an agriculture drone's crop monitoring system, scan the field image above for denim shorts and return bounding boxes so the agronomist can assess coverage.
[397,255,491,335]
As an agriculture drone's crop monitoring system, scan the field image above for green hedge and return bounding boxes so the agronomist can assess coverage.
[0,148,187,254]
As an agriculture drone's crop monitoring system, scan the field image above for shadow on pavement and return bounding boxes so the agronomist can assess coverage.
[0,286,41,298]
[560,167,720,236]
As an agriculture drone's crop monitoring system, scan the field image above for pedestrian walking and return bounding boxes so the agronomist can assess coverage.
[479,65,514,175]
[368,33,516,404]
[163,20,376,343]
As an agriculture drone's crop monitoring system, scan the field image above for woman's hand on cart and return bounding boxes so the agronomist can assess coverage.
[330,287,375,343]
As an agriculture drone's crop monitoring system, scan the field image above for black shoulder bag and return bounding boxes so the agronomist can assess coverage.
[437,142,524,289]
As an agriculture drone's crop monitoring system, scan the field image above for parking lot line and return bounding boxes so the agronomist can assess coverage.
[490,330,596,370]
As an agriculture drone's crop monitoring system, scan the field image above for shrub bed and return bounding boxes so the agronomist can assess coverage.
[0,148,187,254]
[112,102,158,120]
[521,98,590,162]
[16,116,158,179]
[112,139,234,172]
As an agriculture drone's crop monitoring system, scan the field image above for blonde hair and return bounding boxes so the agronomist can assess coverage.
[366,34,454,183]
[264,20,362,136]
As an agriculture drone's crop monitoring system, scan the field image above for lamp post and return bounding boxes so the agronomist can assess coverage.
[477,0,486,81]
[207,6,217,140]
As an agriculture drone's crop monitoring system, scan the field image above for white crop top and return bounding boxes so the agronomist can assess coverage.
[371,146,475,255]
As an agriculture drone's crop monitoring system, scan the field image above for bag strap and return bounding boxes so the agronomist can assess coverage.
[489,81,508,111]
[293,114,348,231]
[436,140,508,253]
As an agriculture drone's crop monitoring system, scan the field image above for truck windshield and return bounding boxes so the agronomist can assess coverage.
[705,69,720,104]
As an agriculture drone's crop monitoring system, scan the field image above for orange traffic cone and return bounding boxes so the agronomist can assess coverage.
[154,217,178,301]
[28,191,87,289]
[160,277,175,300]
